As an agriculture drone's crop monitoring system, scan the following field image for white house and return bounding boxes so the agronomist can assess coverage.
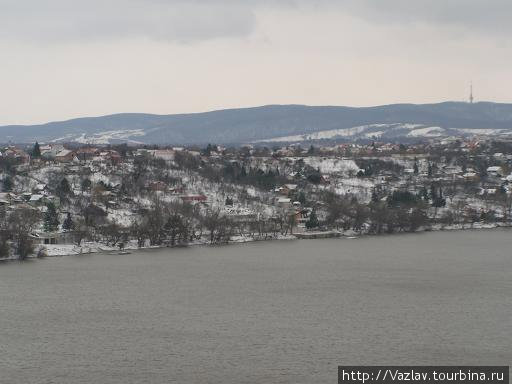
[487,166,503,177]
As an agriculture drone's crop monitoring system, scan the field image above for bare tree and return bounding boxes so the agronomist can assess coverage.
[130,221,149,248]
[8,207,41,260]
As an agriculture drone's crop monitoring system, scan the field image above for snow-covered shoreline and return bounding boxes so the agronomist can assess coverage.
[1,224,511,262]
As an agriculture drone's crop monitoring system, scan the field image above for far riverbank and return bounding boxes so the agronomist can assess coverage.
[1,221,511,262]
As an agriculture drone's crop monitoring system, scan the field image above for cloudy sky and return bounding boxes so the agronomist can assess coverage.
[1,0,511,125]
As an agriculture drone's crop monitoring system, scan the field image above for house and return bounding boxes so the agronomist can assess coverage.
[480,188,497,196]
[181,194,208,203]
[284,184,298,193]
[170,186,185,194]
[55,149,74,163]
[75,147,100,161]
[295,208,311,225]
[0,192,13,204]
[28,194,45,205]
[443,166,462,175]
[487,166,503,177]
[108,151,122,165]
[136,149,175,162]
[98,150,122,165]
[277,197,292,208]
[463,172,479,182]
[276,184,298,196]
[41,144,65,159]
[105,200,120,210]
[32,231,78,245]
[224,207,258,222]
[32,184,48,194]
[3,147,30,163]
[153,150,176,162]
[32,232,59,245]
[148,181,168,192]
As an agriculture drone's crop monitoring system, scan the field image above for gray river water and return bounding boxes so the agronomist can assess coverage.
[1,230,511,383]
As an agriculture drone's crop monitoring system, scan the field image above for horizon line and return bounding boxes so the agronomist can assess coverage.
[0,99,504,128]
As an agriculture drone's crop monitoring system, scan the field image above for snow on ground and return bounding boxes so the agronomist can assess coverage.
[454,128,506,136]
[42,244,82,256]
[364,131,385,138]
[408,126,445,137]
[52,129,146,145]
[108,208,137,226]
[90,171,117,185]
[309,125,376,139]
[246,187,257,197]
[252,123,443,143]
[332,177,375,200]
[254,125,384,143]
[304,157,360,174]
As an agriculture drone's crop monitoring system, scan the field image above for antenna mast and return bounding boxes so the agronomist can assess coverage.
[469,82,474,104]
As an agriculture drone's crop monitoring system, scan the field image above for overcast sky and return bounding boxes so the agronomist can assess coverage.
[1,0,511,125]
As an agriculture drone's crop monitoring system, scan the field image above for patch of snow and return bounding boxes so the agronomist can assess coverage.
[407,126,445,137]
[364,130,385,138]
[454,128,506,136]
[254,124,386,143]
[303,157,360,174]
[52,129,146,144]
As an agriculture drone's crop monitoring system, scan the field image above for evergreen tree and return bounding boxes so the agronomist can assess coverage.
[387,190,417,207]
[203,144,216,156]
[431,186,446,208]
[44,202,60,232]
[371,189,380,203]
[56,178,72,201]
[0,236,9,259]
[81,178,92,193]
[430,183,437,200]
[419,186,429,201]
[2,176,13,192]
[62,213,74,231]
[305,210,319,229]
[307,170,323,184]
[32,142,41,158]
[298,191,307,205]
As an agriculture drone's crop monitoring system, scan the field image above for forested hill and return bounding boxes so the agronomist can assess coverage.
[1,102,512,145]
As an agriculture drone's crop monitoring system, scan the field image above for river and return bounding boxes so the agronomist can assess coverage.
[0,229,511,383]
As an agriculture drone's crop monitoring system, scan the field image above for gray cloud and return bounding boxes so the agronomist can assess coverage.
[1,0,509,45]
[0,0,256,43]
[326,0,512,34]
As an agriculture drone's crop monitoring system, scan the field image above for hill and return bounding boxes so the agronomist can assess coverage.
[1,102,512,145]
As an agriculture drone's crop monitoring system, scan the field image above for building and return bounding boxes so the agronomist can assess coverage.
[487,166,503,177]
[181,194,208,203]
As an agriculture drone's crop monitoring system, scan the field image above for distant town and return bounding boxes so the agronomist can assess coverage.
[1,137,512,260]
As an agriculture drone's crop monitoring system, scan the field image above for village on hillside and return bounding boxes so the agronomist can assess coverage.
[1,137,512,260]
